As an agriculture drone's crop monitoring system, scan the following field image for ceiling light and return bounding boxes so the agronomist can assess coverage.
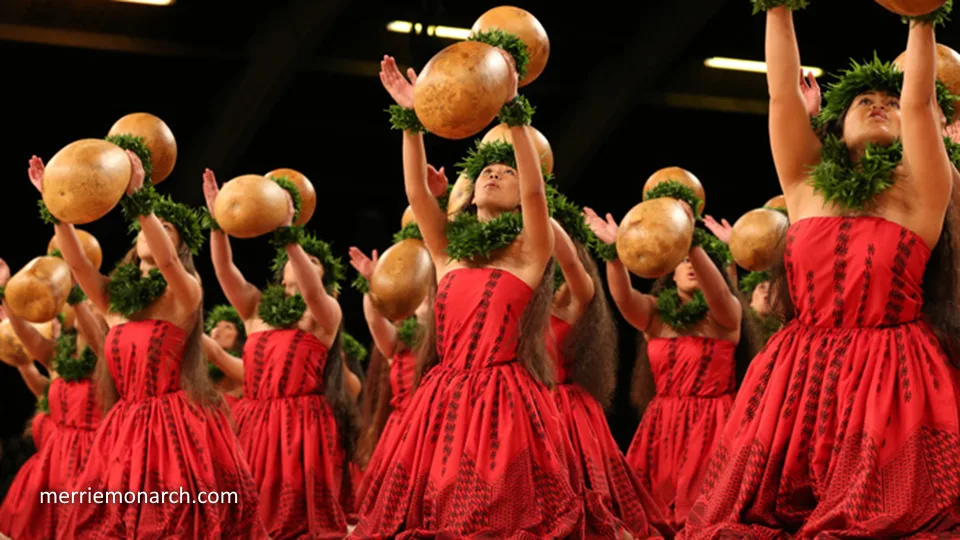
[386,20,471,40]
[112,0,175,5]
[704,57,823,78]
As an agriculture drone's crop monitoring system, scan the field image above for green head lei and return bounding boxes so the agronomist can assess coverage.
[205,304,246,343]
[815,54,958,134]
[457,139,519,183]
[271,232,346,295]
[740,270,772,295]
[126,187,206,256]
[341,331,368,363]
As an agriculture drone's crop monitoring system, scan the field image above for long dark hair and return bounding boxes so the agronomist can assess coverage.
[96,242,219,412]
[630,259,756,416]
[323,324,360,468]
[416,197,557,386]
[558,242,618,408]
[357,345,389,467]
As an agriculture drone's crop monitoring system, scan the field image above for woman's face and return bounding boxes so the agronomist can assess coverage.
[750,280,772,316]
[283,256,324,296]
[211,321,239,351]
[136,219,180,261]
[471,163,521,214]
[842,91,901,149]
[672,258,698,294]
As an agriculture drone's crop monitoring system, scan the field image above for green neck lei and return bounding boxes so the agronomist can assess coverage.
[445,210,524,262]
[396,315,419,350]
[107,264,168,317]
[656,288,709,331]
[811,136,960,211]
[53,329,97,382]
[36,388,49,414]
[258,284,307,329]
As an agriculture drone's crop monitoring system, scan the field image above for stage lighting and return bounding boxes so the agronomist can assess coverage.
[705,57,823,77]
[387,21,471,40]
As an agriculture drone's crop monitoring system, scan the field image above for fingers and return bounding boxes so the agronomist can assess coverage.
[407,68,418,84]
[372,249,379,261]
[605,213,616,226]
[721,218,731,228]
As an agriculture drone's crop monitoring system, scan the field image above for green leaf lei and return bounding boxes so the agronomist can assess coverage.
[656,288,710,330]
[267,175,302,225]
[106,134,153,183]
[498,95,535,126]
[468,29,531,80]
[740,270,772,295]
[387,105,427,133]
[53,330,97,382]
[122,184,206,256]
[107,264,167,317]
[644,181,704,219]
[693,228,733,269]
[901,0,952,27]
[38,200,60,225]
[751,0,808,14]
[396,315,419,349]
[257,284,307,329]
[341,331,368,363]
[271,229,345,296]
[445,210,523,261]
[208,362,225,381]
[67,285,86,306]
[36,389,49,414]
[351,274,370,294]
[205,304,245,355]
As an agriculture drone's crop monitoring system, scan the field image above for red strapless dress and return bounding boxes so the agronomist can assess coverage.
[61,320,266,539]
[548,315,668,539]
[626,336,736,531]
[682,217,960,539]
[222,392,241,413]
[0,377,102,539]
[352,268,584,538]
[232,329,348,539]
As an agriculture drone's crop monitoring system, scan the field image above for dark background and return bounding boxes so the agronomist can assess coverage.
[0,0,955,450]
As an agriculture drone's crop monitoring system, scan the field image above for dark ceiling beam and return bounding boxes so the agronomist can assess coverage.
[553,1,728,186]
[176,0,352,188]
[0,23,231,58]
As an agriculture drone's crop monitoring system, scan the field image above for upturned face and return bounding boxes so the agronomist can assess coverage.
[471,163,521,215]
[211,320,239,351]
[672,258,698,294]
[136,219,180,261]
[750,281,772,316]
[842,91,901,149]
[282,256,324,296]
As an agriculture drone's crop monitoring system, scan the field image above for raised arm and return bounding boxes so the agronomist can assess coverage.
[128,158,201,312]
[901,20,953,212]
[550,220,594,307]
[2,302,56,368]
[349,247,398,355]
[286,243,342,334]
[379,56,449,261]
[514,124,554,266]
[17,363,50,399]
[202,335,244,383]
[73,302,106,359]
[765,7,822,190]
[584,208,656,331]
[203,170,261,319]
[688,246,741,330]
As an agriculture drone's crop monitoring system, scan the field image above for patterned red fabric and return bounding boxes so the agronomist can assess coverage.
[61,320,266,539]
[0,378,102,539]
[351,268,584,538]
[233,328,348,539]
[389,348,416,413]
[549,316,670,539]
[682,217,960,538]
[626,336,736,531]
[222,392,241,412]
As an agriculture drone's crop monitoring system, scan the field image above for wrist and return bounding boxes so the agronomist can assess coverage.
[271,226,305,249]
[498,95,535,126]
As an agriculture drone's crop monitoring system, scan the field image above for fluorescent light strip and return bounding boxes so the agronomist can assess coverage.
[112,0,175,5]
[386,20,471,40]
[705,57,823,78]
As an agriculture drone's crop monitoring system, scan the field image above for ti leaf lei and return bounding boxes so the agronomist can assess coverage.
[444,210,523,261]
[36,388,49,414]
[107,264,168,317]
[342,331,369,363]
[656,288,710,331]
[257,284,307,329]
[53,329,97,382]
[396,316,419,350]
[811,136,960,212]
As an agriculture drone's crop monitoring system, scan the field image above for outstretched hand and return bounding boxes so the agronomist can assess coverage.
[28,156,45,193]
[583,207,618,245]
[800,70,821,118]
[348,247,378,281]
[379,55,417,109]
[202,169,220,215]
[427,164,449,197]
[703,215,733,244]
